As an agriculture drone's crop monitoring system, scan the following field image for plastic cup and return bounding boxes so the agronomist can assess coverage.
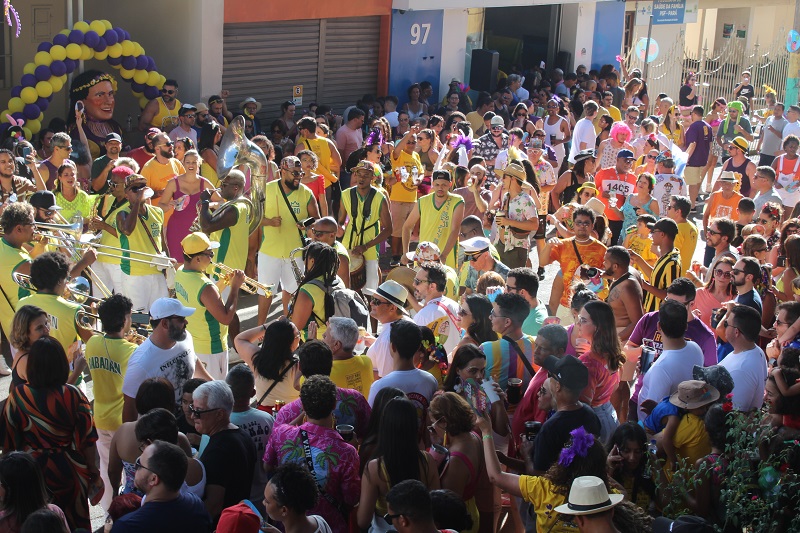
[336,424,354,442]
[507,378,523,404]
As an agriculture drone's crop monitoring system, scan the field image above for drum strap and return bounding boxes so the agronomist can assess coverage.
[348,187,377,249]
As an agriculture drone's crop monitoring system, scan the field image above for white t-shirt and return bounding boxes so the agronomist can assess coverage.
[413,296,462,356]
[718,345,768,411]
[569,117,597,163]
[652,173,688,215]
[121,334,197,411]
[168,125,198,146]
[367,368,439,407]
[783,121,800,143]
[367,317,411,378]
[384,111,399,128]
[638,341,704,421]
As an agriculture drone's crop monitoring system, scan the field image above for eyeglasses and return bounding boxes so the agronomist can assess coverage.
[57,145,73,152]
[489,310,508,320]
[776,319,790,326]
[627,115,639,120]
[427,416,444,433]
[665,297,694,307]
[574,220,592,227]
[189,405,220,418]
[383,513,402,525]
[413,278,430,286]
[714,269,732,278]
[161,89,176,95]
[516,113,527,118]
[533,133,546,138]
[183,114,196,119]
[506,284,518,292]
[311,229,334,237]
[723,319,739,331]
[134,456,159,475]
[370,297,390,306]
[706,228,721,236]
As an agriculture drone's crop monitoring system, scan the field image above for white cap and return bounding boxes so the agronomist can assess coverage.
[461,236,491,254]
[150,298,196,320]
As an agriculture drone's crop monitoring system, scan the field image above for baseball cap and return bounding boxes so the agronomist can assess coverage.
[406,241,441,263]
[351,160,377,174]
[647,218,679,239]
[179,103,197,116]
[145,128,162,139]
[450,77,462,84]
[194,103,209,113]
[105,133,123,143]
[490,115,505,127]
[216,502,262,533]
[616,149,635,160]
[461,236,491,254]
[29,191,62,211]
[181,232,220,255]
[542,355,589,391]
[282,156,302,169]
[150,298,195,320]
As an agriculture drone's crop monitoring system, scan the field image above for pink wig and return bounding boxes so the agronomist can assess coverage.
[610,121,632,143]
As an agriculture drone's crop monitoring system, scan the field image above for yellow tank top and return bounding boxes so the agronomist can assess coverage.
[299,136,338,187]
[341,186,386,261]
[390,150,423,203]
[0,238,31,336]
[295,278,328,339]
[260,180,314,258]
[174,267,228,354]
[86,335,137,431]
[201,160,219,187]
[419,193,464,270]
[16,293,81,359]
[96,196,125,265]
[151,97,182,130]
[118,204,165,276]
[210,200,250,273]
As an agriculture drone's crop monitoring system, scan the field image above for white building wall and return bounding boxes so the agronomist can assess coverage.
[559,2,596,72]
[439,8,470,98]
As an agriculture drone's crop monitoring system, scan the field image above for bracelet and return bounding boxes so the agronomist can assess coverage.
[482,434,493,441]
[262,324,268,333]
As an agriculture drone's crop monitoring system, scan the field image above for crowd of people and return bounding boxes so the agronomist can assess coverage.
[0,57,799,533]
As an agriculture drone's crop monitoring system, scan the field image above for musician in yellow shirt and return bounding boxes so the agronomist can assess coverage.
[174,232,244,380]
[389,130,424,264]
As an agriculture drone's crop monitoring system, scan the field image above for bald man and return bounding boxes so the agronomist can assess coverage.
[310,216,350,286]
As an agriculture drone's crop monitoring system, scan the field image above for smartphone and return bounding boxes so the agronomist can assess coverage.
[531,138,543,149]
[778,255,787,267]
[21,145,31,158]
[75,101,84,116]
[131,312,150,325]
[300,217,315,228]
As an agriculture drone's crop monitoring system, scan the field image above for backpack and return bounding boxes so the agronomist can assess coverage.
[308,278,369,328]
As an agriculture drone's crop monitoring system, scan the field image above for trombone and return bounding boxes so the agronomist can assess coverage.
[43,233,176,269]
[209,262,273,297]
[13,273,103,312]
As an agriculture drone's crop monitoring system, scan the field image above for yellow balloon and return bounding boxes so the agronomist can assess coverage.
[139,96,149,109]
[111,64,122,70]
[59,29,71,36]
[48,76,64,93]
[23,62,36,75]
[80,44,93,60]
[89,20,106,36]
[37,112,44,122]
[132,91,143,98]
[158,75,166,89]
[102,20,112,30]
[147,71,160,86]
[20,87,38,105]
[8,98,23,113]
[107,43,122,58]
[120,68,135,80]
[133,70,149,84]
[133,43,144,57]
[26,119,41,135]
[49,45,67,62]
[35,81,53,99]
[0,111,9,123]
[73,21,90,33]
[94,49,109,60]
[22,128,32,141]
[120,40,135,57]
[65,43,82,60]
[34,51,52,67]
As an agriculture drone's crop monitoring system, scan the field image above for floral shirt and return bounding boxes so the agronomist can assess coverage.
[531,159,556,214]
[497,192,538,251]
[474,132,509,180]
[274,387,371,440]
[264,422,361,533]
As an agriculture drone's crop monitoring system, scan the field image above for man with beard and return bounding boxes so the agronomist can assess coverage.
[701,217,739,282]
[121,297,213,422]
[0,148,36,205]
[140,133,185,200]
[401,170,464,271]
[192,103,212,137]
[632,218,682,313]
[127,128,160,170]
[411,262,461,355]
[140,79,182,132]
[90,133,123,194]
[168,104,199,146]
[338,160,392,294]
[474,115,509,181]
[208,92,233,129]
[257,156,320,325]
[602,246,643,342]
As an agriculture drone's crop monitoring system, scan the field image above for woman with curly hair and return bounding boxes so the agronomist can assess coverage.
[264,463,330,533]
[576,301,624,444]
[289,242,339,339]
[768,218,800,279]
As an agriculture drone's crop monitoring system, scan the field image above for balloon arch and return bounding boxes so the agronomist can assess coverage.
[1,19,167,140]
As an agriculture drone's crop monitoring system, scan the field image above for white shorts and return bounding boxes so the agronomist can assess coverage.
[258,252,301,295]
[96,428,115,511]
[365,259,380,292]
[196,349,229,381]
[91,261,124,297]
[121,273,168,313]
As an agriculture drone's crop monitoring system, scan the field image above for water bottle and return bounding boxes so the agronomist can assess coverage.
[411,166,419,185]
[643,439,657,479]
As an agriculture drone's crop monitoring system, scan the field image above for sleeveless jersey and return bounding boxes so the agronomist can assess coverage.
[95,195,126,265]
[260,180,314,259]
[16,293,80,359]
[118,204,165,276]
[151,97,182,130]
[0,238,31,336]
[418,192,464,270]
[299,136,338,187]
[341,186,386,261]
[210,200,250,273]
[296,278,328,339]
[174,268,228,354]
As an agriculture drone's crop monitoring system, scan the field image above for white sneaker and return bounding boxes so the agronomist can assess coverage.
[0,358,11,377]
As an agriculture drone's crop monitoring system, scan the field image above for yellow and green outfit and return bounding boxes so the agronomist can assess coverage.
[210,200,250,273]
[0,238,31,340]
[85,335,137,431]
[295,278,328,339]
[118,204,165,276]
[260,181,314,259]
[174,267,228,355]
[418,192,464,270]
[341,186,386,260]
[16,293,81,360]
[389,150,423,204]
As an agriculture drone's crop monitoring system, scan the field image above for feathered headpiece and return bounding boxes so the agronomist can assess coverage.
[558,426,595,467]
[365,128,383,148]
[763,84,777,96]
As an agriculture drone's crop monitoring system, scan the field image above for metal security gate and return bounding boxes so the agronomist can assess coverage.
[222,17,380,126]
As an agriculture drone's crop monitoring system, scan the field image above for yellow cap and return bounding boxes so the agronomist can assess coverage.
[181,232,220,255]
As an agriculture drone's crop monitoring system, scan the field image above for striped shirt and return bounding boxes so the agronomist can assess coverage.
[643,249,682,313]
[480,335,538,391]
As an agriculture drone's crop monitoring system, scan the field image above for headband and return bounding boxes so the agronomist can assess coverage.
[71,73,118,95]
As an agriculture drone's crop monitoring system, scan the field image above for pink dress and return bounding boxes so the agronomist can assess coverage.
[165,177,213,263]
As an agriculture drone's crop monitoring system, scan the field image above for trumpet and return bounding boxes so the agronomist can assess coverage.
[209,262,273,297]
[44,234,176,270]
[77,309,103,335]
[125,329,148,345]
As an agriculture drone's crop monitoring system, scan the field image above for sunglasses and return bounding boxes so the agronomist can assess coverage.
[129,185,147,193]
[209,98,224,105]
[533,133,546,138]
[412,278,430,286]
[183,114,196,119]
[311,229,334,237]
[467,251,485,262]
[189,405,220,418]
[647,155,657,160]
[516,113,527,118]
[706,228,721,236]
[161,89,176,95]
[158,141,175,147]
[491,126,504,131]
[370,297,390,306]
[427,416,444,433]
[714,269,732,278]
[285,170,305,178]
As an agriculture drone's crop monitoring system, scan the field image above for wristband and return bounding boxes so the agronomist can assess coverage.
[482,434,493,441]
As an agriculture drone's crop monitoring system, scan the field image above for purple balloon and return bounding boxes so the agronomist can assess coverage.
[10,86,22,98]
[114,28,125,42]
[83,30,99,48]
[23,104,41,120]
[144,85,159,99]
[103,30,118,46]
[36,97,50,112]
[21,74,37,88]
[93,38,107,53]
[123,29,131,40]
[121,56,136,70]
[53,34,69,47]
[37,42,53,53]
[131,82,145,92]
[147,57,156,71]
[107,56,122,66]
[34,65,51,82]
[11,112,24,122]
[50,60,67,77]
[135,56,148,70]
[68,29,84,45]
[64,59,78,73]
